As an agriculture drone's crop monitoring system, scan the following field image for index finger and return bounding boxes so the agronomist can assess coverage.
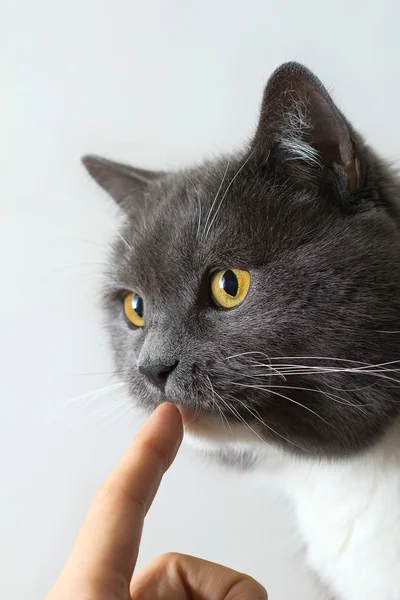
[60,402,183,594]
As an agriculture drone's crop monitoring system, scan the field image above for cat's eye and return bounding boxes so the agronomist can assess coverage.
[211,268,251,309]
[124,292,145,327]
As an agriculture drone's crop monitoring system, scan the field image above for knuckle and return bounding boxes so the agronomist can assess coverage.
[156,551,181,567]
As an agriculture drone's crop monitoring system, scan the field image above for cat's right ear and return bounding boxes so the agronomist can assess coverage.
[81,155,166,212]
[251,62,361,196]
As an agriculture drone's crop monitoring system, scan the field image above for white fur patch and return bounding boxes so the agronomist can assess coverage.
[277,95,322,168]
[185,416,400,599]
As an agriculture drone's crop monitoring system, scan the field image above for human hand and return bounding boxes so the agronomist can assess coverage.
[45,402,267,599]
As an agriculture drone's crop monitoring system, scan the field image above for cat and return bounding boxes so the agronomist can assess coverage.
[82,62,400,600]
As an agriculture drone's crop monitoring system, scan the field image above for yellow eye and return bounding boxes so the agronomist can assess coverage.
[211,268,251,309]
[124,292,145,327]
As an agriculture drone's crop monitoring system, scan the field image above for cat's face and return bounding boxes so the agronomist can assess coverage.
[83,63,400,458]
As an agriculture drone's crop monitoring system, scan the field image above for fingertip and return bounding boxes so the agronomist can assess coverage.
[144,403,183,465]
[154,402,184,438]
[156,401,183,424]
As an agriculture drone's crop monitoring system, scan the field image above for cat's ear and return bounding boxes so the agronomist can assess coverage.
[81,155,166,212]
[252,62,361,193]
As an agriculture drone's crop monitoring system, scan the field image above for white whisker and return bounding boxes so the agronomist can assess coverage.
[203,155,231,235]
[267,385,370,410]
[225,352,286,379]
[211,386,272,449]
[269,356,400,368]
[234,396,309,452]
[89,396,131,419]
[184,173,202,240]
[205,375,231,432]
[376,330,400,334]
[205,151,254,238]
[90,401,134,435]
[231,382,329,425]
[52,193,132,251]
[266,367,400,385]
[55,382,125,410]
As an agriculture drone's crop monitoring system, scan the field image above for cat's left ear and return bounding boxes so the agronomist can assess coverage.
[251,62,361,194]
[81,155,166,212]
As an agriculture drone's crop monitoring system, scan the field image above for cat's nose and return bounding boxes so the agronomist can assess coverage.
[138,360,179,392]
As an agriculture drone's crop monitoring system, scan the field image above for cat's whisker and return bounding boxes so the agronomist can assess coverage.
[88,396,131,419]
[233,396,309,452]
[205,151,254,238]
[235,356,400,381]
[266,385,370,409]
[205,375,231,432]
[203,155,231,236]
[272,364,400,374]
[265,368,400,385]
[376,330,400,334]
[55,382,125,410]
[242,358,400,384]
[243,371,381,394]
[324,380,380,393]
[231,382,330,425]
[100,399,133,424]
[248,365,400,376]
[52,193,132,251]
[262,371,400,388]
[183,395,203,427]
[107,403,136,428]
[90,400,134,436]
[225,352,286,379]
[64,370,123,377]
[225,351,266,359]
[268,356,400,368]
[185,411,201,426]
[57,235,106,248]
[64,394,130,429]
[184,173,202,240]
[210,385,272,449]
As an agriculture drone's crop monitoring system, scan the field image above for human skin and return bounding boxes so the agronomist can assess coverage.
[45,402,267,600]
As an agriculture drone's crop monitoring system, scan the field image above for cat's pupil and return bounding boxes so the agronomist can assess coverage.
[133,295,144,318]
[220,270,239,297]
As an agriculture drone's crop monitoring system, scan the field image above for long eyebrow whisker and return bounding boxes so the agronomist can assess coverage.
[203,155,231,235]
[205,151,254,238]
[184,173,203,240]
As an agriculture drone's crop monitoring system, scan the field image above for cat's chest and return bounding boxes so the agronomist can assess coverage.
[271,443,400,600]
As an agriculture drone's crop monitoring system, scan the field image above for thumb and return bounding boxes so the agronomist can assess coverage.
[130,552,267,600]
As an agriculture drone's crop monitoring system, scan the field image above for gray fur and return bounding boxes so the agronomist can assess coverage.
[83,62,400,458]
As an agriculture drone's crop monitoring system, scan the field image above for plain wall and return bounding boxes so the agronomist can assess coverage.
[2,1,400,598]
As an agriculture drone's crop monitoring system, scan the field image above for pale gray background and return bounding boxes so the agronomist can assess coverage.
[2,1,399,598]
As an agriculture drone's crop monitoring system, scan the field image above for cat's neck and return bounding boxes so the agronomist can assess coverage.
[278,418,400,600]
[260,418,400,489]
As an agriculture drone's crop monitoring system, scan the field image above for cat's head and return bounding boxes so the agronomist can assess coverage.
[83,62,400,458]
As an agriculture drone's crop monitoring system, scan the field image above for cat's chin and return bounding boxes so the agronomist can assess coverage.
[180,412,269,470]
[178,408,265,454]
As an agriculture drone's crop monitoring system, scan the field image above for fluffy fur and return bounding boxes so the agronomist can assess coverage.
[83,62,400,599]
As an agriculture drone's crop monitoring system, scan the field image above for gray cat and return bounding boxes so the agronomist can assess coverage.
[83,63,400,600]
